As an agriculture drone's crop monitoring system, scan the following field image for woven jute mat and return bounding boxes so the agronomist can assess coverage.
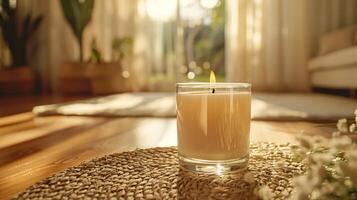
[13,143,305,200]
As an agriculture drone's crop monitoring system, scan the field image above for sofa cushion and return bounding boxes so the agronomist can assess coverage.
[309,46,357,70]
[318,26,356,56]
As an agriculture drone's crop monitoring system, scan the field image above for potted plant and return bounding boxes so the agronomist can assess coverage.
[0,0,43,95]
[59,0,94,94]
[86,37,133,94]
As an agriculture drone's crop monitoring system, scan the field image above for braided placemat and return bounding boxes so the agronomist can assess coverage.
[13,143,305,200]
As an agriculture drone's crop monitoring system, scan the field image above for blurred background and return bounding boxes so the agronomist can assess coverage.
[0,0,357,96]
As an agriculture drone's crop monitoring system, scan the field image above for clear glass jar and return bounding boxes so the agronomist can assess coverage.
[176,82,251,174]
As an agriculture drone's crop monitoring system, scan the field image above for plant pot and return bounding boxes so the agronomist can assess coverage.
[87,62,132,95]
[59,62,91,95]
[0,66,35,95]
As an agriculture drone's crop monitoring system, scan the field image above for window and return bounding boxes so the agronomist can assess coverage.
[179,0,225,82]
[146,0,226,90]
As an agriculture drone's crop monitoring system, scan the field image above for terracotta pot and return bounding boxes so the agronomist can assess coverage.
[59,62,91,95]
[86,62,132,95]
[0,66,35,95]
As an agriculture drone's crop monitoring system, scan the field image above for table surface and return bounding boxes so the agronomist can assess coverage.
[0,95,341,199]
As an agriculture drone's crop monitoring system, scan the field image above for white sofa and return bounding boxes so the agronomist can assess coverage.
[309,46,357,89]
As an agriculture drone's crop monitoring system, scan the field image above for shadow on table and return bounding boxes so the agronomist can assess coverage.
[177,168,259,200]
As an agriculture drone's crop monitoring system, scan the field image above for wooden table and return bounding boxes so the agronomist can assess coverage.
[0,96,338,199]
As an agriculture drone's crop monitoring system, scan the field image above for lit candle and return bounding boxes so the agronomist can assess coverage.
[176,71,251,173]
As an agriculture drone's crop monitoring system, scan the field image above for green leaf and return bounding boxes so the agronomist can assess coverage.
[31,15,44,33]
[60,0,94,61]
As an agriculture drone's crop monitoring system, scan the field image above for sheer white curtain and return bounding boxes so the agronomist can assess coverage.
[308,0,357,55]
[18,0,137,92]
[19,0,179,92]
[226,0,357,92]
[134,0,178,91]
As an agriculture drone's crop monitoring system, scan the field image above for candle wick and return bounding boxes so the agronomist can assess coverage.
[212,88,215,93]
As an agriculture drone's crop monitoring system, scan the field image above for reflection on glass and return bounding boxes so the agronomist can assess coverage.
[176,83,251,173]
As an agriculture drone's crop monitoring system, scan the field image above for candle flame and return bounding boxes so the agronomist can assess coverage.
[210,71,216,83]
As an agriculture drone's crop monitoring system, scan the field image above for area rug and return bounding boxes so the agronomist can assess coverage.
[13,143,304,200]
[33,92,357,121]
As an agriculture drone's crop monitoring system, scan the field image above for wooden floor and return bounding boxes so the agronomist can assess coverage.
[0,95,342,199]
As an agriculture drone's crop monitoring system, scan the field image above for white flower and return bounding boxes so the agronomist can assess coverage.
[332,131,341,137]
[290,130,356,199]
[346,149,357,160]
[319,182,339,195]
[310,164,327,185]
[310,153,333,164]
[292,175,314,195]
[243,172,255,184]
[291,176,312,200]
[339,161,357,187]
[260,111,357,200]
[330,135,352,149]
[256,185,273,200]
[337,118,348,133]
[349,123,356,133]
[290,190,310,200]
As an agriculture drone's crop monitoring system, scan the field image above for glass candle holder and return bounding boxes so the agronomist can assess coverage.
[176,83,251,174]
